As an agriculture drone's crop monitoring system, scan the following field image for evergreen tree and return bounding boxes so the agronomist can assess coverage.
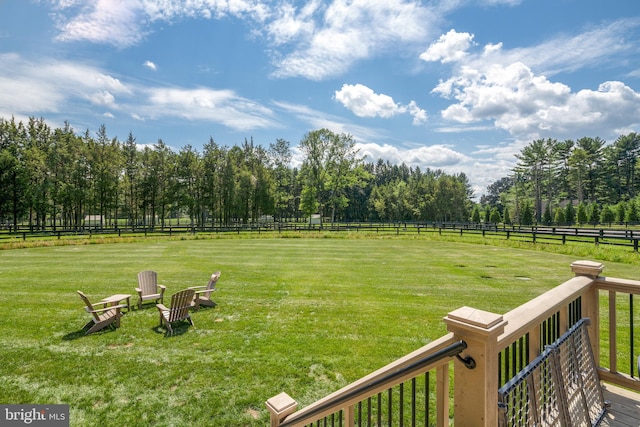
[588,203,600,225]
[543,204,552,225]
[471,205,481,223]
[489,208,501,224]
[576,202,588,224]
[564,203,575,225]
[520,200,534,225]
[615,203,626,223]
[503,207,511,225]
[600,205,615,226]
[626,200,639,223]
[554,208,565,225]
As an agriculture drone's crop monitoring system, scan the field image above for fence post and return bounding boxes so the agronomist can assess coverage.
[443,306,507,426]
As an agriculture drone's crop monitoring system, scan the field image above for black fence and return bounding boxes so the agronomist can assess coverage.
[2,222,640,251]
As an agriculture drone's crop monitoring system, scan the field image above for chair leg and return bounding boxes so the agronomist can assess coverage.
[86,321,107,335]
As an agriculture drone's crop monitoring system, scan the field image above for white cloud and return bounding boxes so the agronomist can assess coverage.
[90,90,116,107]
[335,84,402,119]
[143,60,157,71]
[429,20,640,142]
[266,0,320,45]
[0,53,278,132]
[0,53,131,116]
[140,87,277,130]
[358,143,468,167]
[269,0,436,79]
[355,140,510,198]
[48,1,438,79]
[420,29,475,63]
[334,83,427,125]
[53,0,146,47]
[474,19,640,76]
[50,0,270,47]
[407,101,428,125]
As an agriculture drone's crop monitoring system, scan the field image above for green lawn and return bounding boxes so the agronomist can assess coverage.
[1,236,639,426]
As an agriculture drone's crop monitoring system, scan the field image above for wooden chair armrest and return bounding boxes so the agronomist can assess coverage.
[156,303,169,311]
[87,304,125,313]
[189,285,206,290]
[193,288,216,295]
[158,285,166,290]
[91,301,122,309]
[135,287,142,293]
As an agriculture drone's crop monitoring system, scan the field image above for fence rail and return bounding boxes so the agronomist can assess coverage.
[3,222,640,250]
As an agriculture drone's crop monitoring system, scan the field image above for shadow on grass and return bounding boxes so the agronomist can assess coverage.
[62,323,120,340]
[152,320,193,337]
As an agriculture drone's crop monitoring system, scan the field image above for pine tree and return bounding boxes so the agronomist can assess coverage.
[626,200,639,223]
[503,207,511,225]
[554,208,566,225]
[589,204,600,225]
[543,205,552,225]
[600,205,615,226]
[577,202,588,224]
[521,201,534,225]
[490,208,501,224]
[565,203,575,225]
[616,203,626,223]
[471,206,481,223]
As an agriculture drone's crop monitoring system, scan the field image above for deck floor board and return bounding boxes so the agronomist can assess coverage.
[601,383,640,426]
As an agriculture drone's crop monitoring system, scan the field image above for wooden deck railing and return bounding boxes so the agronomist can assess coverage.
[266,260,640,426]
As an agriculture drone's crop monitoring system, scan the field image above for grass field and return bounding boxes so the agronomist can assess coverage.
[1,234,640,426]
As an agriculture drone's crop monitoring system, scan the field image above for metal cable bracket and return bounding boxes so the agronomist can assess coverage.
[455,347,476,369]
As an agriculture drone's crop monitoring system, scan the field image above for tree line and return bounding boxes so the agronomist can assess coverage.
[0,117,475,230]
[480,133,640,226]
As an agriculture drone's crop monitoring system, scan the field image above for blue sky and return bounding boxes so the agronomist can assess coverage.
[1,0,639,198]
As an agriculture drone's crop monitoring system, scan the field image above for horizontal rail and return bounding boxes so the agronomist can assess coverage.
[497,275,594,351]
[594,275,640,392]
[278,333,460,427]
[595,276,640,295]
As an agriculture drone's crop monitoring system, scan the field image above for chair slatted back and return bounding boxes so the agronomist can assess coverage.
[77,291,100,321]
[202,272,221,298]
[138,270,158,294]
[167,289,195,323]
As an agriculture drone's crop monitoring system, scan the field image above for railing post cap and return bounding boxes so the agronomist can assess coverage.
[570,260,604,277]
[444,306,506,336]
[266,392,298,424]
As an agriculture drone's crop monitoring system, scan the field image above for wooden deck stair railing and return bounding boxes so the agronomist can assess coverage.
[266,334,472,427]
[266,260,640,426]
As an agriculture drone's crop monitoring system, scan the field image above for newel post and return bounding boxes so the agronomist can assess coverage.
[570,260,604,365]
[266,392,298,427]
[570,260,604,279]
[444,306,507,427]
